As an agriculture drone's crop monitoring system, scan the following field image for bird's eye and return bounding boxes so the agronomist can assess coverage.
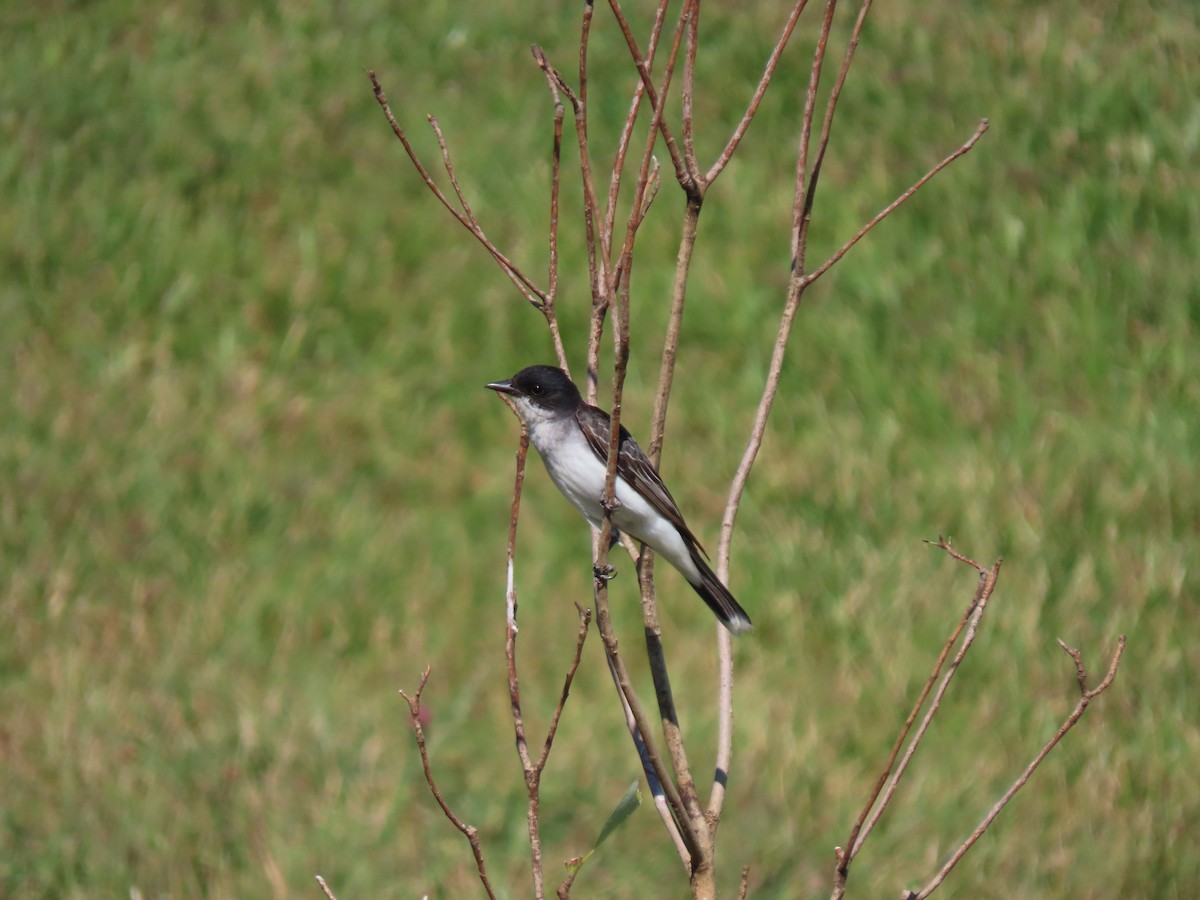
[529,382,544,396]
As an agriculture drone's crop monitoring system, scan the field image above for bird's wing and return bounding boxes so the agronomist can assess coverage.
[575,403,707,557]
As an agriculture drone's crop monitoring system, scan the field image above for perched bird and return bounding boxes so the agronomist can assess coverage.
[487,365,752,635]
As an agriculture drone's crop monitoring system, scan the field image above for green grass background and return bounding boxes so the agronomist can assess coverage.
[2,0,1197,896]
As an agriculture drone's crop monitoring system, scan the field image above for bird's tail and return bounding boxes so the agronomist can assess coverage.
[690,552,753,635]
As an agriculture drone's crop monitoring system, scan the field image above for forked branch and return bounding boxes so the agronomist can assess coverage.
[400,668,498,900]
[829,539,1127,900]
[368,70,569,371]
[903,635,1127,899]
[835,538,1001,893]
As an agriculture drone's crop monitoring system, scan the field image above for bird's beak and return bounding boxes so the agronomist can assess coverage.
[485,379,518,396]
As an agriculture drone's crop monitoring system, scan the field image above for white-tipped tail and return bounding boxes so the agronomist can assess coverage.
[691,553,753,635]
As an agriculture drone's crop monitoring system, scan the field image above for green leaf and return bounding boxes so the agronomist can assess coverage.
[594,780,642,849]
[565,780,642,876]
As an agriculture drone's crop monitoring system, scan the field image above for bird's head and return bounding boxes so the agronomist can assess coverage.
[486,365,582,422]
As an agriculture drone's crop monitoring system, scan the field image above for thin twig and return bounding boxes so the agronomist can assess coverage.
[737,865,752,900]
[904,635,1128,900]
[835,539,989,882]
[531,45,613,392]
[609,0,684,305]
[790,0,838,271]
[603,0,672,264]
[603,644,692,867]
[592,549,699,861]
[542,75,570,372]
[829,548,1000,900]
[505,426,530,637]
[851,555,1002,860]
[706,0,810,183]
[803,119,990,287]
[400,668,498,900]
[501,427,548,899]
[848,547,999,860]
[707,625,736,825]
[368,71,547,310]
[606,0,691,190]
[538,604,594,770]
[680,0,701,182]
[647,197,701,467]
[797,0,874,238]
[314,875,338,900]
[427,115,478,222]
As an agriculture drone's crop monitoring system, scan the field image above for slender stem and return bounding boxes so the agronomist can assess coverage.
[706,0,810,183]
[602,620,693,867]
[680,0,701,181]
[850,558,1002,862]
[400,669,498,900]
[607,0,692,192]
[836,545,988,879]
[542,81,570,372]
[369,72,547,309]
[805,119,990,288]
[593,545,700,860]
[602,0,671,257]
[797,0,874,237]
[501,429,547,899]
[536,605,593,772]
[647,197,702,466]
[905,636,1127,900]
[791,0,838,271]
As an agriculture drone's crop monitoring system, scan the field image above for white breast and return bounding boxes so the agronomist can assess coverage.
[527,414,700,583]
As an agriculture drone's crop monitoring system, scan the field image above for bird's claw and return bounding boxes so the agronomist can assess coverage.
[593,563,617,582]
[600,494,622,513]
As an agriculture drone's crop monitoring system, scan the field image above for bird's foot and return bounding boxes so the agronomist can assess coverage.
[593,563,617,582]
[600,494,622,514]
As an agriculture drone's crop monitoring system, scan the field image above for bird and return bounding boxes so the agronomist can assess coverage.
[486,364,752,635]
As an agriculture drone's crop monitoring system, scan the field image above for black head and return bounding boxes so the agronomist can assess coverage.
[486,365,582,412]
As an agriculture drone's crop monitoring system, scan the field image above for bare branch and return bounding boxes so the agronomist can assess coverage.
[680,0,701,181]
[591,552,700,861]
[797,0,875,245]
[904,636,1128,900]
[606,0,692,190]
[504,426,530,639]
[368,71,547,311]
[500,427,549,898]
[790,0,839,270]
[706,626,737,825]
[737,865,752,900]
[706,0,811,183]
[530,44,613,390]
[611,8,685,300]
[314,875,338,900]
[400,668,498,900]
[602,0,671,253]
[602,644,692,867]
[841,553,1000,873]
[923,533,988,573]
[803,119,990,287]
[647,198,701,466]
[542,75,570,373]
[536,604,594,772]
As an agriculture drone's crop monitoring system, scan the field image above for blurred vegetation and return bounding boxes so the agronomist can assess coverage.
[2,0,1197,897]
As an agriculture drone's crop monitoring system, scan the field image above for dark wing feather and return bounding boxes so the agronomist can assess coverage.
[575,403,708,557]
